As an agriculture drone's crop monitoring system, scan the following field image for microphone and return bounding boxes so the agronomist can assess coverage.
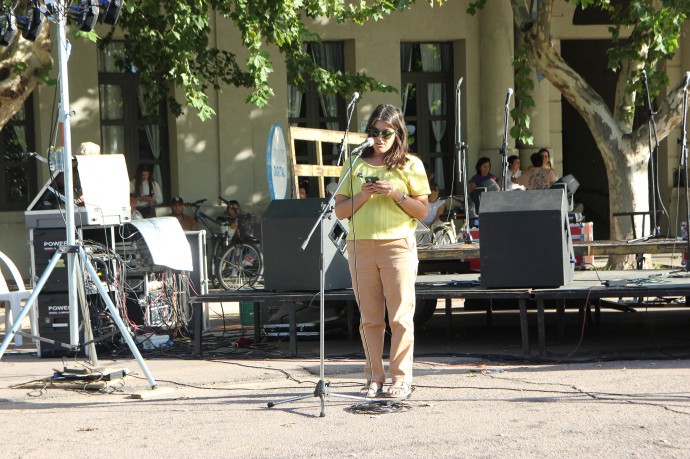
[456,77,464,91]
[505,88,513,107]
[350,137,374,155]
[684,72,690,92]
[347,92,360,109]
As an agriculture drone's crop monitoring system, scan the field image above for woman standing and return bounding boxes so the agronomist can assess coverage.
[335,104,430,399]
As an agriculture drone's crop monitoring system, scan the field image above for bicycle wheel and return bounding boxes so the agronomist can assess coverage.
[432,226,454,246]
[210,235,231,288]
[218,243,262,290]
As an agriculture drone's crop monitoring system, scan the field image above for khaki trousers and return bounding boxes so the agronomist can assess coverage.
[347,236,417,385]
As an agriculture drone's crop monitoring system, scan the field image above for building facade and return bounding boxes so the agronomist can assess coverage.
[1,1,688,275]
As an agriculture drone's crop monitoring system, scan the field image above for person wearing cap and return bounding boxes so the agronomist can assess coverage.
[170,196,198,231]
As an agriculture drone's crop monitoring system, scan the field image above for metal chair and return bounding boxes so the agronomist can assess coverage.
[0,251,38,347]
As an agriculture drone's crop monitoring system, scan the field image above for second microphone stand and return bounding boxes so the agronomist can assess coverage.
[455,77,473,242]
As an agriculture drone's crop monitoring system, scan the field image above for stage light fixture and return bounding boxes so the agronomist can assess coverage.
[551,174,579,196]
[551,174,579,212]
[98,0,121,26]
[16,1,44,41]
[0,8,17,46]
[68,0,99,32]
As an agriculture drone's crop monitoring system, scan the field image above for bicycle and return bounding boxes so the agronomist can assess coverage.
[215,196,263,290]
[429,205,465,246]
[187,198,262,290]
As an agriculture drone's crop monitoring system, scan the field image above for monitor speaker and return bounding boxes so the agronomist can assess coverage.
[479,190,574,288]
[262,198,351,291]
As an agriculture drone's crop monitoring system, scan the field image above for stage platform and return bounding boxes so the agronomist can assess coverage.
[192,268,690,359]
[417,238,688,260]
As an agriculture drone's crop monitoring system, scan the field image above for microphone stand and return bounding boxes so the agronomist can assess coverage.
[336,97,358,166]
[499,91,511,191]
[639,70,662,240]
[267,147,369,416]
[455,77,473,242]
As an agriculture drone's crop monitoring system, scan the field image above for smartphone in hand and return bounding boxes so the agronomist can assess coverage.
[365,176,379,183]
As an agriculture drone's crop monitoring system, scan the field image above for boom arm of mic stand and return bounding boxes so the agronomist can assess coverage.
[335,100,358,166]
[301,150,365,251]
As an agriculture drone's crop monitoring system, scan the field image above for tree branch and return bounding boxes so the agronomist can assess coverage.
[523,0,623,157]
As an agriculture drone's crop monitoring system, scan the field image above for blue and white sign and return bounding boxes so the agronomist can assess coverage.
[266,124,289,200]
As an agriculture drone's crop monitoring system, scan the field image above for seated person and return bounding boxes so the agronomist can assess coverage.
[218,199,242,230]
[507,155,525,190]
[130,194,143,220]
[539,147,555,173]
[299,183,308,199]
[170,196,198,231]
[326,178,339,197]
[512,152,558,190]
[130,164,163,218]
[468,157,497,192]
[423,182,446,226]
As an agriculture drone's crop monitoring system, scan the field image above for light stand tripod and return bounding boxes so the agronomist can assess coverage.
[0,3,157,388]
[266,139,373,417]
[499,88,513,191]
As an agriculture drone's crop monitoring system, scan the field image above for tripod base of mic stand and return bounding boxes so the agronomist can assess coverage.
[267,379,370,417]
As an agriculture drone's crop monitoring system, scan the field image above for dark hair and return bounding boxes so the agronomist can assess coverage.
[362,104,409,170]
[475,157,491,175]
[226,199,241,216]
[508,155,520,166]
[537,148,551,168]
[133,164,156,198]
[429,181,440,192]
[530,152,543,167]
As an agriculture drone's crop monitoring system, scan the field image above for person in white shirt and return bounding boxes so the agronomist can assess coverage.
[507,155,525,190]
[423,182,445,226]
[130,164,163,217]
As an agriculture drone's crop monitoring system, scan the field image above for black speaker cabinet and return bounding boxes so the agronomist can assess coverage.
[262,198,351,291]
[479,189,574,288]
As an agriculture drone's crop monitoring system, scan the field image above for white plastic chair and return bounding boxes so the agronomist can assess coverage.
[0,250,38,347]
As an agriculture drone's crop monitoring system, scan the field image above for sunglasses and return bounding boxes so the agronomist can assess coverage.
[368,128,396,139]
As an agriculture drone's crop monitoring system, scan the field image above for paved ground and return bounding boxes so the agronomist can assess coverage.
[2,300,690,458]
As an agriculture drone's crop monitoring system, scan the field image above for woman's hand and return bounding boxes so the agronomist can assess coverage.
[368,180,400,200]
[360,181,377,199]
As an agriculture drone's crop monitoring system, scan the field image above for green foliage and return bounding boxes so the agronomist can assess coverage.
[511,42,534,146]
[466,0,487,16]
[74,30,99,43]
[468,0,690,142]
[604,0,688,107]
[98,0,437,120]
